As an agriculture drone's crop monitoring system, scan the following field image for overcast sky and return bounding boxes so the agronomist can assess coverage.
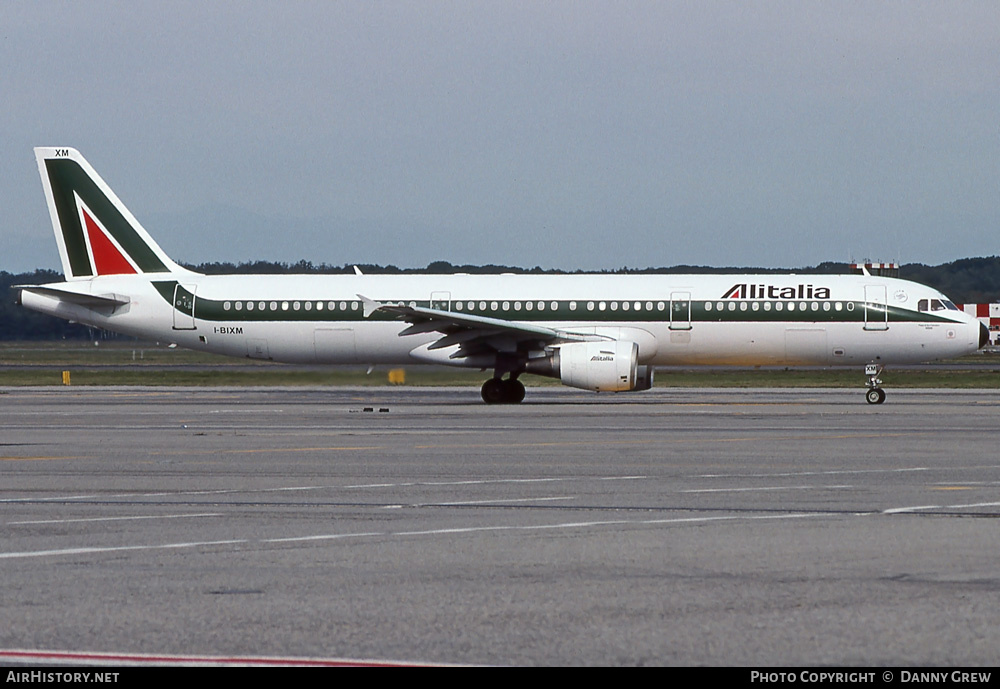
[3,1,998,273]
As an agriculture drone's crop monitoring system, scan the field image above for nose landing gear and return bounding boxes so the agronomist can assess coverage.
[865,363,886,404]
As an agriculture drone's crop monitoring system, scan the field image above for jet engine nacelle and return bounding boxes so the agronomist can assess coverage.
[527,340,647,392]
[632,363,655,391]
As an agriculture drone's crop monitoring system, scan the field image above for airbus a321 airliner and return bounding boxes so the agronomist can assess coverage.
[18,148,989,404]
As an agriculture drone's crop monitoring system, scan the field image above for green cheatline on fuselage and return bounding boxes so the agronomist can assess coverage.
[151,281,952,326]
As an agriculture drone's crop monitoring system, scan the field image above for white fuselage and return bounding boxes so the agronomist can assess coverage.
[21,271,984,369]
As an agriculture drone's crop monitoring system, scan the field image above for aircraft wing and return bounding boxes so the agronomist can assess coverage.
[358,294,601,359]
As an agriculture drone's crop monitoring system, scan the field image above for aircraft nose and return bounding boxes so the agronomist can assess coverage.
[981,322,991,349]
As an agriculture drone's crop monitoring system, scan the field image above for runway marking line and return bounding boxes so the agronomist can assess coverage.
[0,648,441,667]
[391,513,821,538]
[0,456,77,462]
[884,500,1000,514]
[698,467,931,478]
[0,539,247,560]
[9,513,222,526]
[432,496,575,506]
[0,476,638,505]
[126,434,934,458]
[681,485,852,494]
[0,512,828,561]
[0,494,102,503]
[152,446,386,455]
[409,432,927,451]
[266,532,384,543]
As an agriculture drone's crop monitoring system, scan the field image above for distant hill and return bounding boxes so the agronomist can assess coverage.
[4,257,998,340]
[893,257,1000,306]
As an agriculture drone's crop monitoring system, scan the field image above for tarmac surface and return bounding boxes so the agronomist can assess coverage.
[1,385,999,666]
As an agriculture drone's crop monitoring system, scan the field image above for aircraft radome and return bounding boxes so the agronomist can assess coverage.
[18,148,989,404]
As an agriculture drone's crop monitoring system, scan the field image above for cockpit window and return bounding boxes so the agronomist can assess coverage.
[918,298,960,312]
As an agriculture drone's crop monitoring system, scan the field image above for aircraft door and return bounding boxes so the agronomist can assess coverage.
[669,291,692,331]
[864,285,888,331]
[430,291,451,311]
[314,327,356,363]
[172,283,197,330]
[247,339,270,360]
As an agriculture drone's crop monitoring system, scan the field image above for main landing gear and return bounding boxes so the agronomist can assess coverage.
[481,377,526,404]
[864,363,886,405]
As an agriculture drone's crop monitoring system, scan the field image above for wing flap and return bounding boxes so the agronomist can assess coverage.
[358,293,605,362]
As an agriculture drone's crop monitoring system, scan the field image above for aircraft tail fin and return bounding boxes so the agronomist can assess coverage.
[34,147,191,280]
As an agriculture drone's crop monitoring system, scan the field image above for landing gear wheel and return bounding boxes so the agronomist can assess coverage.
[481,378,526,404]
[502,379,525,403]
[865,387,886,405]
[481,379,506,404]
[864,364,886,406]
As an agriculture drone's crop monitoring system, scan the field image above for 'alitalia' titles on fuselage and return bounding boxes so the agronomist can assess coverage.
[723,283,832,300]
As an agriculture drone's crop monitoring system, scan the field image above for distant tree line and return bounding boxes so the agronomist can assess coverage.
[4,256,999,341]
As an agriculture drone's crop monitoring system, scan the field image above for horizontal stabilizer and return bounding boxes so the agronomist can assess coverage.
[16,285,130,309]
